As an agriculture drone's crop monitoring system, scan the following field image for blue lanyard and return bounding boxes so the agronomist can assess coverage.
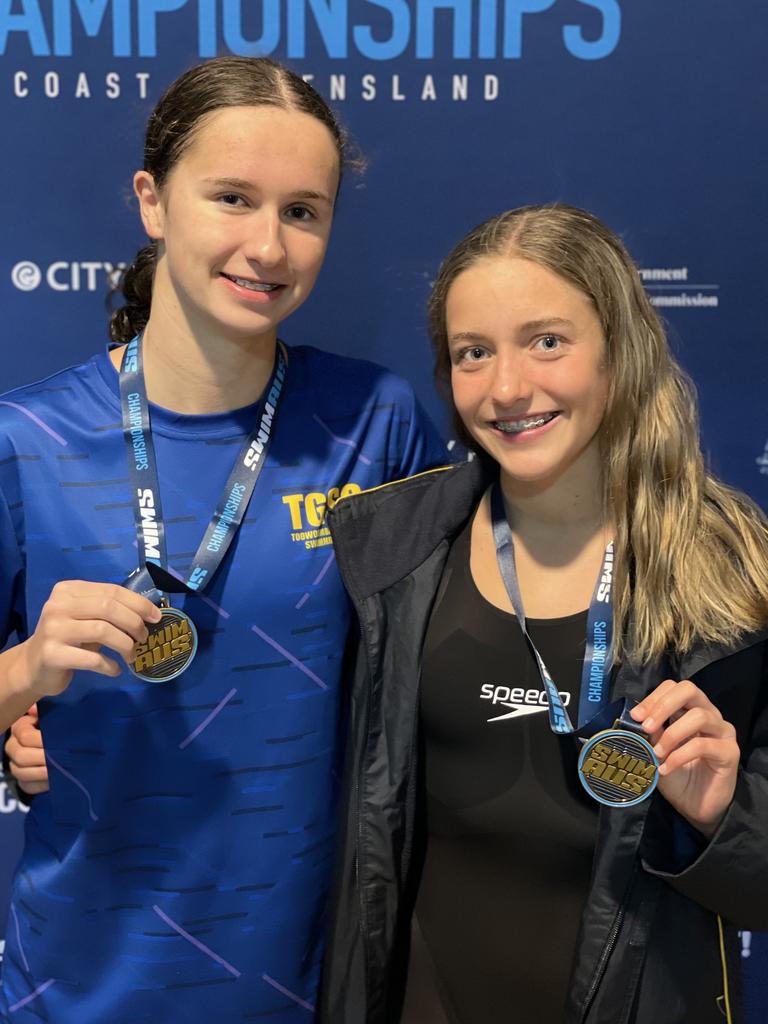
[118,334,287,600]
[490,479,639,738]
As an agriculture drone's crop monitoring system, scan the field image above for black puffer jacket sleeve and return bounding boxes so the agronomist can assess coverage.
[640,639,768,928]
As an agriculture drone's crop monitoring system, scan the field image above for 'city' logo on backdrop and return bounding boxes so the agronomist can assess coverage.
[11,260,126,293]
[0,775,30,816]
[3,0,622,104]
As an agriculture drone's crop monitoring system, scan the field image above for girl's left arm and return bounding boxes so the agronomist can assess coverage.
[637,642,768,928]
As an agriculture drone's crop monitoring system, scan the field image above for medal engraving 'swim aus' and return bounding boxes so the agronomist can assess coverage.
[578,728,659,808]
[130,605,198,683]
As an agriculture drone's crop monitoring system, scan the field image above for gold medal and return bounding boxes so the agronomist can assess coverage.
[578,728,659,807]
[130,601,198,683]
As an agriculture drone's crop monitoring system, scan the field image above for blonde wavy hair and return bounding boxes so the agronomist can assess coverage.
[428,203,768,664]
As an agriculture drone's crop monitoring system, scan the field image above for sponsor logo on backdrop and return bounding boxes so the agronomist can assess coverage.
[4,0,622,104]
[757,440,768,477]
[0,776,31,816]
[640,266,720,310]
[10,260,126,293]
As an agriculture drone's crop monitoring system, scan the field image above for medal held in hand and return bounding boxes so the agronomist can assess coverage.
[491,480,658,809]
[131,600,199,683]
[578,727,659,807]
[119,333,287,682]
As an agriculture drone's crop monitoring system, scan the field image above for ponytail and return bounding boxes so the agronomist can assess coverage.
[109,243,156,343]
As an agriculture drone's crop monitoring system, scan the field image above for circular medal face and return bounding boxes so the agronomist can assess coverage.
[578,728,659,808]
[130,607,198,683]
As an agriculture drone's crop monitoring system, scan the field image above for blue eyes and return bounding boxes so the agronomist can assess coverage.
[535,334,561,352]
[455,336,563,364]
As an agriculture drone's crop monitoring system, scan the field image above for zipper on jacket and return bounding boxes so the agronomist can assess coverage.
[353,608,375,964]
[399,685,421,885]
[579,903,625,1023]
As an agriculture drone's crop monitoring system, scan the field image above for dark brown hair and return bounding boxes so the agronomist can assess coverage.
[111,56,353,343]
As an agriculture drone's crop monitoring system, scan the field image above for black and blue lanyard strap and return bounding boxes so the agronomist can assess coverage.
[490,478,644,741]
[118,333,288,600]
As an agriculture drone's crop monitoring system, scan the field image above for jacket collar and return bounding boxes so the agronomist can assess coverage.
[328,459,488,601]
[329,458,768,671]
[673,625,768,678]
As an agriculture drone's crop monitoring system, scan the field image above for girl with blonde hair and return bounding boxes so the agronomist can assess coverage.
[321,203,768,1023]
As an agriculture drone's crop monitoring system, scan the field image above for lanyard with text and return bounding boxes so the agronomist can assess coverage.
[490,479,659,807]
[119,333,287,682]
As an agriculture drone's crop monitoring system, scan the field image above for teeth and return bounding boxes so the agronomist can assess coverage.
[496,414,556,434]
[227,275,279,292]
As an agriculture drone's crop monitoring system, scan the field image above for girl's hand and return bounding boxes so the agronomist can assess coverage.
[15,581,162,702]
[630,679,740,837]
[5,704,49,795]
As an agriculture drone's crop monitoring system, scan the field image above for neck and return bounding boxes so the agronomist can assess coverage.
[500,441,606,537]
[110,303,277,415]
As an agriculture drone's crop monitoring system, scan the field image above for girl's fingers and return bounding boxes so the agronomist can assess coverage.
[658,735,740,776]
[60,597,153,644]
[47,618,140,661]
[631,679,678,727]
[632,680,714,734]
[5,736,44,769]
[18,780,49,795]
[42,644,122,678]
[10,764,48,785]
[653,707,727,759]
[11,713,43,740]
[48,582,160,639]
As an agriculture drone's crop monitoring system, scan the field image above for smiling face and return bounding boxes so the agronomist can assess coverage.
[447,256,609,492]
[135,104,340,346]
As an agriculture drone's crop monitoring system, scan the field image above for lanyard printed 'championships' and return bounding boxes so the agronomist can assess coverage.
[490,478,614,733]
[119,333,287,600]
[490,479,660,807]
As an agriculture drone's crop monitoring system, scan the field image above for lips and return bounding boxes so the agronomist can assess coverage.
[220,272,284,293]
[493,412,560,435]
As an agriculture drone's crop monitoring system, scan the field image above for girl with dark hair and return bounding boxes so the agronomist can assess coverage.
[321,204,768,1024]
[0,56,444,1021]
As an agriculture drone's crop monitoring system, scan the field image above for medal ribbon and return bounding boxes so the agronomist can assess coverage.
[490,479,642,739]
[119,333,287,600]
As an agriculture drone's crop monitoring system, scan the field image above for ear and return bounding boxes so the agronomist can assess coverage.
[134,170,165,240]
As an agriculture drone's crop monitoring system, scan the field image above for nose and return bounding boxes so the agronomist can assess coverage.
[489,349,533,408]
[247,208,286,270]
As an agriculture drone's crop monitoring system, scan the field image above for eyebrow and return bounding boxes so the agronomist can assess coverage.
[448,318,575,344]
[203,177,333,205]
[518,317,575,331]
[448,331,488,345]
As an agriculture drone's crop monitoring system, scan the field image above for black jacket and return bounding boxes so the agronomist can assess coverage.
[322,460,768,1024]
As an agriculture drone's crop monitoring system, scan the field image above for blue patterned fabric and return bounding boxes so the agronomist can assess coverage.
[0,344,445,1022]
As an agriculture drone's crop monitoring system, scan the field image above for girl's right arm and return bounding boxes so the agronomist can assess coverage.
[0,580,161,732]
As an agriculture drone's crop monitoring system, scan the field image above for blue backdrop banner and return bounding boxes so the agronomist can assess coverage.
[2,0,766,1016]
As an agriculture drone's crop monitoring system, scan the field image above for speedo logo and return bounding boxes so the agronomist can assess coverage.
[480,684,571,723]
